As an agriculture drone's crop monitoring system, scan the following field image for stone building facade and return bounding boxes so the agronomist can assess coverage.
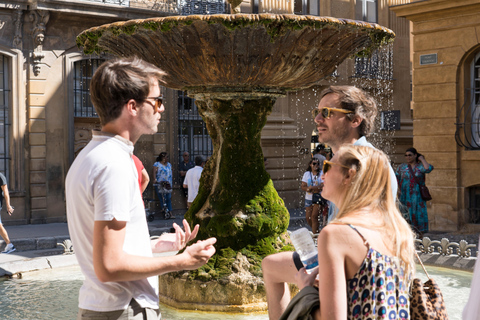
[392,0,480,232]
[0,0,413,226]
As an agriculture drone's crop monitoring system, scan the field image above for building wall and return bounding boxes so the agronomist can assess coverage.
[392,0,480,231]
[0,0,413,225]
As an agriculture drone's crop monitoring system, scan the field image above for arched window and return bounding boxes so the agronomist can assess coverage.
[73,59,105,118]
[0,54,11,178]
[468,185,480,224]
[456,51,480,149]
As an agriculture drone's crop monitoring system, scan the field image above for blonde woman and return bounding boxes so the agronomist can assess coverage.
[288,145,415,320]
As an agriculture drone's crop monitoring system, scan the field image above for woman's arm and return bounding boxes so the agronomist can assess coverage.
[301,181,311,192]
[418,155,433,173]
[316,226,348,320]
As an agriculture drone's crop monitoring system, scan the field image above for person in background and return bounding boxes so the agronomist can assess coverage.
[153,152,173,215]
[132,154,150,194]
[179,151,195,199]
[283,145,415,319]
[183,156,205,208]
[301,159,323,234]
[262,85,398,320]
[396,147,434,237]
[0,172,15,254]
[312,144,327,165]
[65,57,216,319]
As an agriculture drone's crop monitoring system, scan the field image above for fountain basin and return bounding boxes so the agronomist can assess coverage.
[77,14,395,92]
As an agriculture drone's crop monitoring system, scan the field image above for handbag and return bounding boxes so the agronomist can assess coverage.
[408,165,432,201]
[410,252,449,320]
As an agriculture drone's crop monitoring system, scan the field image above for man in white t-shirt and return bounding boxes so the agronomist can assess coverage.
[183,156,205,208]
[66,57,216,320]
[262,85,398,320]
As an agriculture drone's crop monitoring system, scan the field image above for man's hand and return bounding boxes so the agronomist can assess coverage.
[181,237,217,270]
[152,219,200,253]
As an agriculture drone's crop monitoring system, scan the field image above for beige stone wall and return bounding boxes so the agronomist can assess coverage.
[392,0,480,231]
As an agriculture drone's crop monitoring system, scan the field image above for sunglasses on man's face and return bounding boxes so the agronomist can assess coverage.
[145,96,164,112]
[312,107,354,119]
[322,160,350,174]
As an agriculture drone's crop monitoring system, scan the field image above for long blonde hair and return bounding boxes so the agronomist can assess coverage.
[331,145,415,281]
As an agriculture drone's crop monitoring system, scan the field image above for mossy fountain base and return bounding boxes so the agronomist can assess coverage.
[76,13,395,312]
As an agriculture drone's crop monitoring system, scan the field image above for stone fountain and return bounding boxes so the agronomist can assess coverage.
[77,13,394,312]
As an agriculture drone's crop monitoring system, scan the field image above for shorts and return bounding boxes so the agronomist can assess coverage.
[292,251,304,271]
[78,299,160,320]
[305,199,313,208]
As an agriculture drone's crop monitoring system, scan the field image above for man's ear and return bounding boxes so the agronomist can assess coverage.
[350,115,362,129]
[126,99,139,115]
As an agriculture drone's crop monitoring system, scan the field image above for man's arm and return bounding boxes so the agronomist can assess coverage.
[1,184,14,215]
[93,218,216,283]
[140,168,149,193]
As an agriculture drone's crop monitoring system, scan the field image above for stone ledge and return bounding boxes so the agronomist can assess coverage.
[417,252,476,271]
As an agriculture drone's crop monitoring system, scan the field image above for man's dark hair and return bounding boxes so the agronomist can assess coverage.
[195,156,205,166]
[320,86,378,137]
[90,57,166,125]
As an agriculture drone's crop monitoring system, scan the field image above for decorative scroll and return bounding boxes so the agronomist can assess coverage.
[415,237,478,258]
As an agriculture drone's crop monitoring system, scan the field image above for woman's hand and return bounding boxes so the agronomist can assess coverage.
[294,267,319,290]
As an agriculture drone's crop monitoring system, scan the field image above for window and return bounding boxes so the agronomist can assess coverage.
[468,186,480,224]
[356,0,377,23]
[179,0,226,15]
[0,55,10,178]
[177,91,213,164]
[73,59,104,118]
[456,51,480,149]
[354,49,392,80]
[294,0,319,15]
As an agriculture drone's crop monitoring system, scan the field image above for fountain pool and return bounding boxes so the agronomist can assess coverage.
[0,264,473,319]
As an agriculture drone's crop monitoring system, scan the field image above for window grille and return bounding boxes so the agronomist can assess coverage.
[177,91,213,164]
[178,0,226,15]
[355,0,377,23]
[354,49,392,80]
[456,53,480,150]
[0,55,10,178]
[468,186,480,224]
[73,59,104,118]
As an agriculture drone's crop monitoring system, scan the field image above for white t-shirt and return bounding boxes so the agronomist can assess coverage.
[183,166,203,203]
[66,131,158,312]
[302,171,323,201]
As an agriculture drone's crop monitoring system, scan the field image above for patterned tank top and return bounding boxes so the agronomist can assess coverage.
[346,224,410,320]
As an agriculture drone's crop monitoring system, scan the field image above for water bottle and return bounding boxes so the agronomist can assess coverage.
[289,227,319,273]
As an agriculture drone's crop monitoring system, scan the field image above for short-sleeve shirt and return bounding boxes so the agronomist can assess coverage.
[65,131,158,312]
[183,166,203,202]
[302,171,323,201]
[179,160,194,182]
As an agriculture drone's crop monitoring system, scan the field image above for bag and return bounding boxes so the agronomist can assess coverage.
[410,252,449,320]
[312,192,321,204]
[408,165,432,202]
[419,185,432,201]
[161,181,172,191]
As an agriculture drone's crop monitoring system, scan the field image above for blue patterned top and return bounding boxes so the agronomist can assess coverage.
[347,225,410,320]
[153,161,172,194]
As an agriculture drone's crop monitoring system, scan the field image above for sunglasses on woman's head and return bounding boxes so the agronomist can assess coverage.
[322,160,350,174]
[311,107,354,119]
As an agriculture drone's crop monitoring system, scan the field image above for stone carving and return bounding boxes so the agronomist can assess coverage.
[29,10,50,76]
[13,9,23,49]
[415,236,477,258]
[57,239,74,254]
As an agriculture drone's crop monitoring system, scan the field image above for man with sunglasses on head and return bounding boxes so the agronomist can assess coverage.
[66,57,216,320]
[261,85,397,320]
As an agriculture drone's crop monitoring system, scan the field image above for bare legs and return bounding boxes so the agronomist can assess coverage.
[262,251,298,320]
[305,204,320,234]
[0,223,11,244]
